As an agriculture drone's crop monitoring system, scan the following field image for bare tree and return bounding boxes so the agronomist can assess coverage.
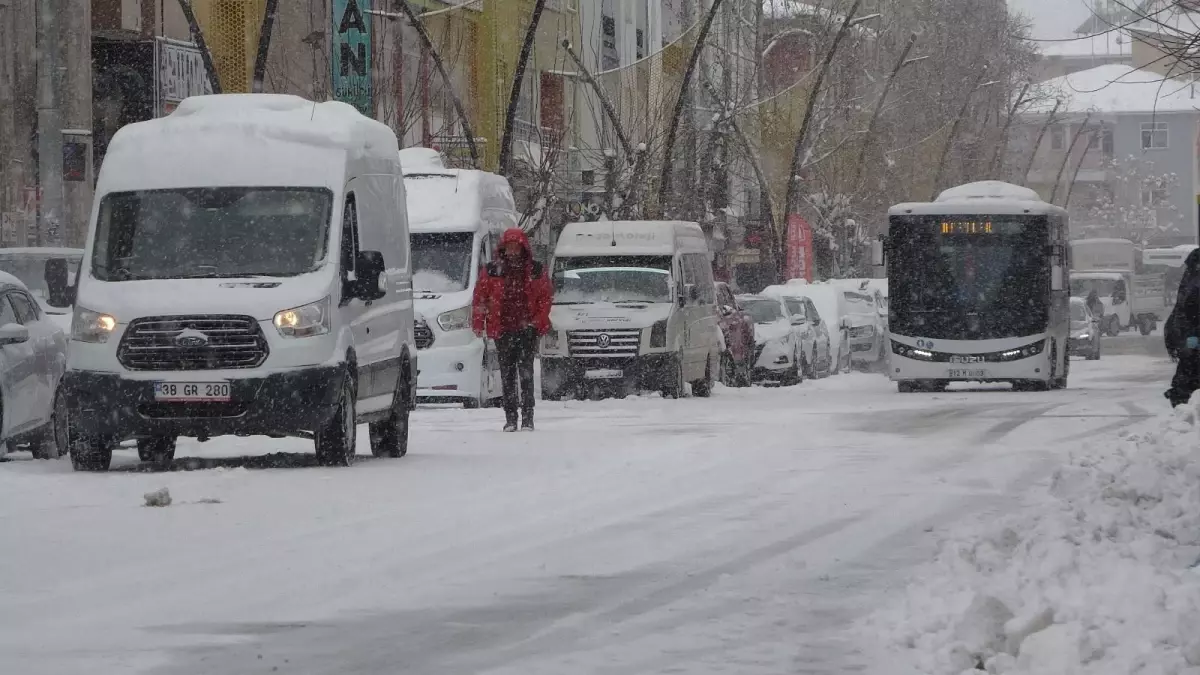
[177,0,222,94]
[498,0,549,176]
[252,0,279,93]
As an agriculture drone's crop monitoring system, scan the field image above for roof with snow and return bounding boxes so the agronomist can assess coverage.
[1126,1,1200,40]
[1028,64,1200,115]
[1038,30,1132,58]
[98,94,401,193]
[889,181,1066,217]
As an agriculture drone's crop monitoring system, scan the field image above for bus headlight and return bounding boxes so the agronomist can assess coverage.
[892,340,934,361]
[995,340,1046,362]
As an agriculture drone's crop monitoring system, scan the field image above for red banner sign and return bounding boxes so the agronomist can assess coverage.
[786,214,814,282]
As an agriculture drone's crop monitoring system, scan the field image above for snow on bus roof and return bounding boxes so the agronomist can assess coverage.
[99,95,400,192]
[889,181,1064,216]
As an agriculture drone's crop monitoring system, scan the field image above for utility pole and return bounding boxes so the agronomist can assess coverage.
[36,0,62,246]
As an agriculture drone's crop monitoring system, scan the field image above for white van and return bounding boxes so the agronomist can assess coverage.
[57,94,417,471]
[400,149,518,408]
[541,220,720,399]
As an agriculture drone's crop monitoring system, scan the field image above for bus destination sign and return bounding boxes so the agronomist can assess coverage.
[938,219,1025,235]
[940,220,993,235]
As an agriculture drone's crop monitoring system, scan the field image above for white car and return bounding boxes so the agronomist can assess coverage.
[0,272,69,459]
[737,294,804,385]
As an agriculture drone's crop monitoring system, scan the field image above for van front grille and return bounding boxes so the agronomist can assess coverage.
[568,329,641,358]
[414,319,435,350]
[118,315,268,371]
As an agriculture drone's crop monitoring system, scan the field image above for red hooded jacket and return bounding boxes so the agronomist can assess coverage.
[472,228,553,339]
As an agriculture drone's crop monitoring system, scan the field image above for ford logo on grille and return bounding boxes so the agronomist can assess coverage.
[596,333,612,348]
[175,329,209,348]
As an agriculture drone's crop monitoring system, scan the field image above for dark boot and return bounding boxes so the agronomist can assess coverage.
[503,420,518,432]
[521,411,534,431]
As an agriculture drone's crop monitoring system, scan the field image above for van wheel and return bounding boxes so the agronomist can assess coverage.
[1139,316,1155,336]
[1104,315,1121,337]
[315,378,356,467]
[693,356,714,398]
[370,373,410,459]
[660,355,685,399]
[70,437,112,472]
[137,436,177,470]
[32,387,66,460]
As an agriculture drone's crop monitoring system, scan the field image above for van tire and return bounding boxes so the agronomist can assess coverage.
[1138,315,1155,336]
[370,368,410,459]
[660,355,685,399]
[137,436,177,470]
[70,438,112,472]
[315,377,356,467]
[1104,315,1121,337]
[693,355,714,398]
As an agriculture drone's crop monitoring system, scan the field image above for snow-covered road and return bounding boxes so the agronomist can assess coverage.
[0,347,1174,674]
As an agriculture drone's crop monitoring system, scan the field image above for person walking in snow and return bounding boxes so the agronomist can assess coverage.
[1165,249,1200,407]
[1085,289,1105,323]
[472,228,552,431]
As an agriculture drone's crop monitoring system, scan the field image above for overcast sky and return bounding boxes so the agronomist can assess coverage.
[1008,0,1094,39]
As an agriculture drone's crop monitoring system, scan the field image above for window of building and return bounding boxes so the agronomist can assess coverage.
[1141,187,1168,207]
[1141,121,1169,150]
[1050,124,1066,151]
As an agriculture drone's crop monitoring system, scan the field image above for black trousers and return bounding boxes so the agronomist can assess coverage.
[496,328,537,422]
[1168,349,1200,407]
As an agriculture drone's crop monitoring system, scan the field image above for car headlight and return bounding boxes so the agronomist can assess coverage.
[71,307,118,343]
[542,330,561,352]
[650,319,668,348]
[437,306,472,332]
[274,297,331,338]
[1076,332,1090,339]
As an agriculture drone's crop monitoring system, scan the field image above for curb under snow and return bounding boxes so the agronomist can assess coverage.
[864,397,1200,674]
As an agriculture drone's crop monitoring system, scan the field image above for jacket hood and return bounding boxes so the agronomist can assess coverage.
[497,228,533,257]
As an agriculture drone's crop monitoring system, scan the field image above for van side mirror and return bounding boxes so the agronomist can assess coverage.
[45,258,75,308]
[687,284,699,302]
[871,236,885,267]
[354,250,387,301]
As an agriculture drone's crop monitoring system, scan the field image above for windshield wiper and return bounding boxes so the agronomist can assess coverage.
[553,300,594,305]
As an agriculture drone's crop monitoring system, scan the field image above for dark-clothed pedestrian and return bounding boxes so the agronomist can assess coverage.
[1165,249,1200,407]
[1086,289,1104,322]
[472,228,552,431]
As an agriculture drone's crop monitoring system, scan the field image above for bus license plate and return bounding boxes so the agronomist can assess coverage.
[584,369,624,380]
[154,382,231,402]
[947,369,987,379]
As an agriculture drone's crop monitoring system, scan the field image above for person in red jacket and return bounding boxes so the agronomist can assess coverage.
[472,228,553,431]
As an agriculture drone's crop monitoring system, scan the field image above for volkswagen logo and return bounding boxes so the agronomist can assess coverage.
[596,333,612,349]
[175,328,209,348]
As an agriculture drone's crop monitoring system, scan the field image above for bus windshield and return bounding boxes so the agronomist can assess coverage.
[889,215,1049,340]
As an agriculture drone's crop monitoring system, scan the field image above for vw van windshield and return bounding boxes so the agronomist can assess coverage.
[411,231,473,293]
[553,256,672,304]
[92,187,332,281]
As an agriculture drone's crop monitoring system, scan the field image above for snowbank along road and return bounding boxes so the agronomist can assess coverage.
[0,344,1173,674]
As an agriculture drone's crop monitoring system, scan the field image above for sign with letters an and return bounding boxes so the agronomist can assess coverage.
[332,0,373,116]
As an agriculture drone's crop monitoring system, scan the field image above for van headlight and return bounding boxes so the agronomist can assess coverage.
[649,320,668,348]
[437,306,472,332]
[274,297,331,338]
[71,307,118,343]
[542,330,561,352]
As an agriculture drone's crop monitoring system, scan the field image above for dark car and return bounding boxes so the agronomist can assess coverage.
[715,282,755,387]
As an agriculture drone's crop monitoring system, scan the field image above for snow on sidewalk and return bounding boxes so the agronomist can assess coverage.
[864,396,1200,674]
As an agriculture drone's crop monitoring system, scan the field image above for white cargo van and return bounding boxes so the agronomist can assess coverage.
[541,220,720,399]
[57,95,417,471]
[400,149,518,408]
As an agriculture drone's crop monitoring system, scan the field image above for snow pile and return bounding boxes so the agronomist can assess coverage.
[867,399,1200,674]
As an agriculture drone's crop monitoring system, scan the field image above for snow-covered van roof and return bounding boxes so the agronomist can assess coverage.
[888,181,1067,217]
[0,247,84,258]
[403,169,514,233]
[97,94,401,194]
[554,220,707,257]
[399,147,446,172]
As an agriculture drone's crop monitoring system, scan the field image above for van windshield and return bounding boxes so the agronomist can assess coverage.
[412,232,474,293]
[553,256,673,304]
[92,187,332,281]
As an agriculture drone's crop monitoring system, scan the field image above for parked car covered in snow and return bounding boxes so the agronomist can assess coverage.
[0,247,83,333]
[760,286,833,378]
[737,294,804,385]
[0,271,69,459]
[714,282,754,386]
[401,149,517,408]
[59,95,417,471]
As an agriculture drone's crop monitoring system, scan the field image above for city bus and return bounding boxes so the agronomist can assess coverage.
[881,181,1070,393]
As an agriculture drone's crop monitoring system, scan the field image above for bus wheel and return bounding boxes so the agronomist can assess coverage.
[897,381,916,393]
